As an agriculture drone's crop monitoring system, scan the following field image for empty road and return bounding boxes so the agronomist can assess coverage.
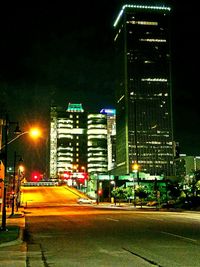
[21,186,200,267]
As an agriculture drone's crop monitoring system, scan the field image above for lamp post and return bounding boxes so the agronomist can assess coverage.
[10,152,23,216]
[132,162,140,207]
[16,164,24,211]
[1,122,41,230]
[1,115,21,231]
[132,162,140,185]
[1,128,41,150]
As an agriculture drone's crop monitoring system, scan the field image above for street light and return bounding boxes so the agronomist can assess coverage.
[10,152,23,216]
[2,127,41,147]
[132,162,140,207]
[0,116,41,231]
[132,162,140,185]
[1,114,21,231]
[16,164,24,211]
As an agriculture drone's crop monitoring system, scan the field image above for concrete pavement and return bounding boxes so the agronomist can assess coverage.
[0,207,25,247]
[0,207,26,267]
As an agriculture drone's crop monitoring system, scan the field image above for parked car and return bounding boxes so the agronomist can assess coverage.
[146,201,158,206]
[77,197,96,204]
[161,200,176,209]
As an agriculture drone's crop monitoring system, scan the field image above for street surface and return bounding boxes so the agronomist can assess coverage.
[16,186,200,266]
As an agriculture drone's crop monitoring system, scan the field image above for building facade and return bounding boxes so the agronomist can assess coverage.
[87,113,108,174]
[113,4,174,176]
[50,104,116,186]
[100,109,116,171]
[50,104,87,182]
[175,154,200,178]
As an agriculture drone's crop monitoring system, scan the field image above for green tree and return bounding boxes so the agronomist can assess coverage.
[135,186,148,208]
[191,170,200,197]
[124,186,134,202]
[167,181,181,200]
[111,186,126,205]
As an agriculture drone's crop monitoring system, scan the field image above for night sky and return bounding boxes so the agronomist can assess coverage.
[0,1,199,176]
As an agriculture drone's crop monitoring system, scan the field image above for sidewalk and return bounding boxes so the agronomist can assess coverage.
[0,206,25,247]
[94,202,161,210]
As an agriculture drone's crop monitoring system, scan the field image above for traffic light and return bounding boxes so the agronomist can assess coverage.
[98,189,103,195]
[31,171,42,182]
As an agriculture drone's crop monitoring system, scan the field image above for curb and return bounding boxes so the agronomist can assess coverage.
[0,210,25,248]
[0,226,24,248]
[64,186,88,198]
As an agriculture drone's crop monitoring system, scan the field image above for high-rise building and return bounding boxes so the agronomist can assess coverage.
[87,113,108,174]
[113,4,174,176]
[50,103,87,181]
[100,109,116,171]
[175,154,200,178]
[49,104,116,185]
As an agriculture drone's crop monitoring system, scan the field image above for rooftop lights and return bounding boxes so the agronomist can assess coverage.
[113,4,171,27]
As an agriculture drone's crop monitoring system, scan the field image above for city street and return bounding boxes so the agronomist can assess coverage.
[1,3,199,267]
[19,186,200,266]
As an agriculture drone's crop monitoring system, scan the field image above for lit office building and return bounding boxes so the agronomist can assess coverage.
[50,104,116,183]
[113,4,174,176]
[87,113,108,174]
[100,109,116,171]
[50,104,87,184]
[175,154,200,178]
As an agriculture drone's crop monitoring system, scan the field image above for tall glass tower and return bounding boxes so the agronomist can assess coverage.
[113,4,174,176]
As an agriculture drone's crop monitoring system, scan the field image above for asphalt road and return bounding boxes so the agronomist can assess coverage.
[21,186,200,267]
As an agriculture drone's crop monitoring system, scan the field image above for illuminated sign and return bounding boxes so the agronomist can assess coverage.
[67,103,84,112]
[63,171,88,180]
[100,109,116,115]
[98,175,114,180]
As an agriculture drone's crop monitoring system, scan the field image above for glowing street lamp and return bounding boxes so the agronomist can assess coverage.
[132,162,140,206]
[132,163,139,172]
[5,127,41,147]
[0,117,41,231]
[1,115,21,231]
[29,128,41,139]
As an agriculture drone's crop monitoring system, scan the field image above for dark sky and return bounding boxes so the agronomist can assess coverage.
[0,1,200,175]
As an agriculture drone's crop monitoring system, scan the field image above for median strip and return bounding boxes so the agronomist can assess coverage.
[106,217,119,222]
[161,231,197,242]
[122,247,162,266]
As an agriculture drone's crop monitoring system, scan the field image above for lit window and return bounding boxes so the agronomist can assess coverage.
[139,38,166,42]
[127,20,158,26]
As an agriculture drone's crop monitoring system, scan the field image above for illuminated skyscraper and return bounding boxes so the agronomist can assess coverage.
[50,104,116,182]
[113,4,174,176]
[87,113,108,174]
[50,104,87,181]
[100,109,116,171]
